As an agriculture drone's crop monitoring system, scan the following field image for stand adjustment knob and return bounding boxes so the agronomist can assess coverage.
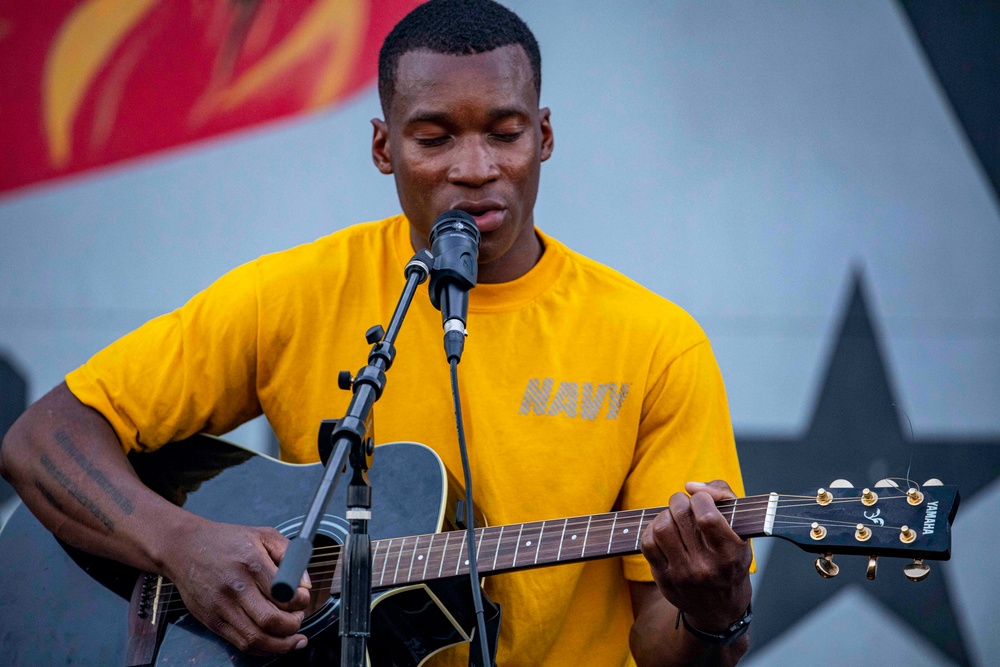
[366,325,385,344]
[338,371,353,390]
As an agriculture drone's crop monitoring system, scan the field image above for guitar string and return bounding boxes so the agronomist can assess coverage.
[146,491,922,577]
[147,498,936,614]
[295,492,920,559]
[145,492,930,611]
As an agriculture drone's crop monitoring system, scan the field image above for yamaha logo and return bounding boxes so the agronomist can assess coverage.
[923,501,939,535]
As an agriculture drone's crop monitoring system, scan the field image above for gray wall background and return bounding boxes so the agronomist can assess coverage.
[1,2,997,665]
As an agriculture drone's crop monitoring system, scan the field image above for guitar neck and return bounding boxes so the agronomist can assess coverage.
[358,496,772,593]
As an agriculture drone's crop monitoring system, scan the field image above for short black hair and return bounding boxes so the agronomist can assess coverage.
[378,0,542,113]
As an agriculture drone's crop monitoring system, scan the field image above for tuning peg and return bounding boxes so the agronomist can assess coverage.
[924,478,943,487]
[810,522,828,540]
[906,487,924,505]
[874,479,899,488]
[904,559,931,582]
[814,554,839,578]
[866,556,878,581]
[899,525,916,544]
[829,479,854,488]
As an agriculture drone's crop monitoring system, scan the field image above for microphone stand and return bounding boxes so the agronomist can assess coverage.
[271,250,432,667]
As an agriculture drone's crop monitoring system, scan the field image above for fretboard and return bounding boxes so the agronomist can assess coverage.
[336,497,770,594]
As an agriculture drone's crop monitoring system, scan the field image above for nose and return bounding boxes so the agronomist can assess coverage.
[448,135,500,187]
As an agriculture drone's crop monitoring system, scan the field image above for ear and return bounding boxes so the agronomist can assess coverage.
[539,107,554,163]
[371,118,393,174]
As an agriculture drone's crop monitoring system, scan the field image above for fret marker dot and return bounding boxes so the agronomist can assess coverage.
[417,555,424,561]
[623,528,629,534]
[571,535,577,540]
[526,541,532,546]
[465,559,469,565]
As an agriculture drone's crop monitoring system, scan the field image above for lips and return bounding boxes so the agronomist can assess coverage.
[452,200,506,233]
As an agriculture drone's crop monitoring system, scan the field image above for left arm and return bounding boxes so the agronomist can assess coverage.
[630,481,752,667]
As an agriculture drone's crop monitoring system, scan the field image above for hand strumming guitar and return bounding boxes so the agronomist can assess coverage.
[0,383,311,655]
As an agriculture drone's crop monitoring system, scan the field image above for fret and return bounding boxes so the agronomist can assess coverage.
[371,540,384,588]
[455,533,466,575]
[407,535,422,583]
[514,522,543,568]
[437,532,450,578]
[392,537,406,584]
[635,509,645,550]
[509,524,524,570]
[534,521,545,564]
[556,518,568,562]
[379,539,394,587]
[729,500,737,527]
[580,514,604,558]
[607,513,618,553]
[492,525,504,572]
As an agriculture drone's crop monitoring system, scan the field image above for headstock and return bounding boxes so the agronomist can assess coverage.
[765,478,960,582]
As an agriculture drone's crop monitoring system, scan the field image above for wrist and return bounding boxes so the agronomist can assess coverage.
[679,602,752,646]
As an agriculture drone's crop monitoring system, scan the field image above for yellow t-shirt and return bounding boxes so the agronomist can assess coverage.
[67,215,746,666]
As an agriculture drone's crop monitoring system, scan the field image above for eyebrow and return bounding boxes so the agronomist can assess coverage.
[404,106,530,126]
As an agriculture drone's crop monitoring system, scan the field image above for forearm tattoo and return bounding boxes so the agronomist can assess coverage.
[54,429,134,515]
[39,454,116,533]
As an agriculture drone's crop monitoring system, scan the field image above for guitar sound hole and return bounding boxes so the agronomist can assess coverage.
[303,534,339,622]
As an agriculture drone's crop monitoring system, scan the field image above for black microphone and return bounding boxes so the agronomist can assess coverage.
[428,210,480,363]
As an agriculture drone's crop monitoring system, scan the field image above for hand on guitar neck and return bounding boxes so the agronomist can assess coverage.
[0,383,313,656]
[630,480,753,667]
[643,481,753,631]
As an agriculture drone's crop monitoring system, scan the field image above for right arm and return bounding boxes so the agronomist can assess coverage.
[0,382,311,655]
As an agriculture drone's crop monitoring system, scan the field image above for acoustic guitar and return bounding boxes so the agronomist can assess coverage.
[0,435,959,666]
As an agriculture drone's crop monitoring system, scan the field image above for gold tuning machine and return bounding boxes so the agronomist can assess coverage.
[855,523,872,542]
[816,488,832,505]
[899,525,916,543]
[814,554,839,578]
[867,556,878,580]
[810,522,827,540]
[904,559,931,582]
[906,488,924,505]
[861,488,878,506]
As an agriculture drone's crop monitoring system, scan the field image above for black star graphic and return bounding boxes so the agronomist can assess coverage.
[737,272,1000,666]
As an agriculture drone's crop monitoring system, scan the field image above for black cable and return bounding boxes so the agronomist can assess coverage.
[449,357,493,667]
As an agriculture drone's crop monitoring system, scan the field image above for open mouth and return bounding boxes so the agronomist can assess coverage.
[454,201,505,232]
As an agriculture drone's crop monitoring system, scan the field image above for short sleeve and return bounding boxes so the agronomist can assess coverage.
[619,339,749,581]
[65,260,263,454]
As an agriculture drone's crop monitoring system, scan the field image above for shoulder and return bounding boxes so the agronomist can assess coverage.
[249,215,405,291]
[540,230,708,351]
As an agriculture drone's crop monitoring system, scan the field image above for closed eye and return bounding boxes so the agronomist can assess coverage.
[415,136,450,147]
[491,132,523,143]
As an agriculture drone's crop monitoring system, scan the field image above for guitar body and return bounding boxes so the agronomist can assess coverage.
[0,437,482,666]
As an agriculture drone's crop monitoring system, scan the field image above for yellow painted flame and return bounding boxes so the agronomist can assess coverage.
[43,0,157,168]
[201,0,368,117]
[42,0,368,168]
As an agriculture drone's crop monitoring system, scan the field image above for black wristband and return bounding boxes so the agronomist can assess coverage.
[680,602,752,646]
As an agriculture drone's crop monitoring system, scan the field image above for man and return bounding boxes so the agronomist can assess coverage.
[0,1,752,665]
